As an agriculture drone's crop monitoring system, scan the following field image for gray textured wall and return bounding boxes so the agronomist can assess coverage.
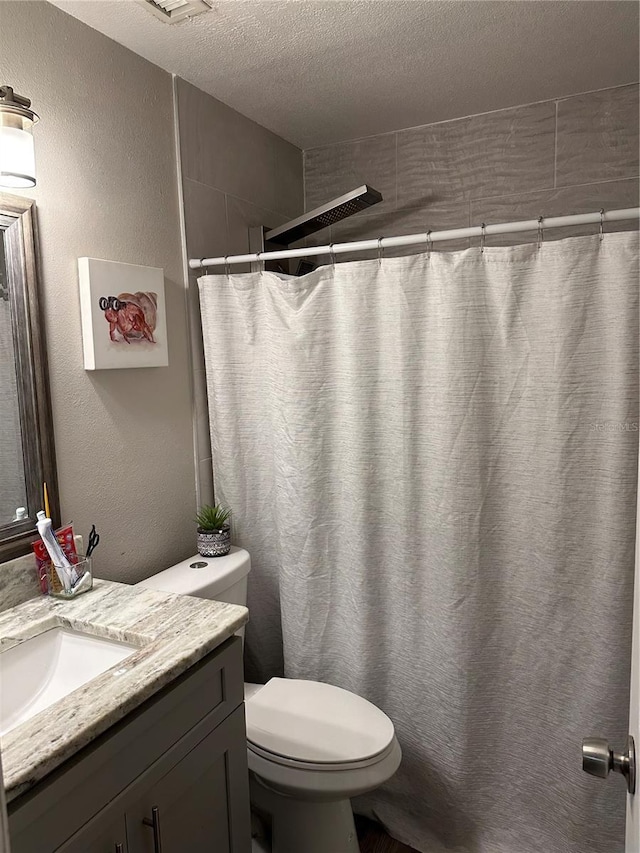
[303,84,639,256]
[0,1,196,582]
[175,78,304,507]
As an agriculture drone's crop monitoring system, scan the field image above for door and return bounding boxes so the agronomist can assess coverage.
[582,447,639,852]
[125,706,251,853]
[627,448,640,853]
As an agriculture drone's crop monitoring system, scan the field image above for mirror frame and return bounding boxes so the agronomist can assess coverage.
[0,192,60,561]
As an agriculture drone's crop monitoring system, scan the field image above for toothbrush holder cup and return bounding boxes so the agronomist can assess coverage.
[45,554,93,599]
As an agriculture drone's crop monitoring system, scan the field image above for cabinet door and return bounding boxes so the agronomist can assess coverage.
[125,705,251,853]
[56,814,128,853]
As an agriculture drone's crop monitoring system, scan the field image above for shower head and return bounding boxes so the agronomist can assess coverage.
[265,185,383,246]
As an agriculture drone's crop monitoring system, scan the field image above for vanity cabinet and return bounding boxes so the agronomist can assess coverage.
[57,817,128,853]
[8,637,251,853]
[125,709,247,852]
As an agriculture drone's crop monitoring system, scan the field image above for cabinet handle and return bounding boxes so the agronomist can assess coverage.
[142,805,163,853]
[115,845,124,853]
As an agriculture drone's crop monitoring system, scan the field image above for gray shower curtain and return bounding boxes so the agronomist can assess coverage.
[199,233,639,853]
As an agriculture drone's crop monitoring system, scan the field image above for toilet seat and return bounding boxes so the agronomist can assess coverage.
[247,736,397,772]
[245,677,395,768]
[247,733,403,802]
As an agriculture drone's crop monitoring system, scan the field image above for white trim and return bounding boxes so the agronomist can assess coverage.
[171,74,203,510]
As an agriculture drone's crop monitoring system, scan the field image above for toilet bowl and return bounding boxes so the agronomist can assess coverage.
[245,677,401,852]
[137,549,401,853]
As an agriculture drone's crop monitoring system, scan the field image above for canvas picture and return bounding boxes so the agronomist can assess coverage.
[78,258,169,370]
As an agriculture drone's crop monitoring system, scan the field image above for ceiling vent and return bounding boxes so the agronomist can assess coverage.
[139,0,214,24]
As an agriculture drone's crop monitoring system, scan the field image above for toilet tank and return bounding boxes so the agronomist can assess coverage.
[137,546,251,607]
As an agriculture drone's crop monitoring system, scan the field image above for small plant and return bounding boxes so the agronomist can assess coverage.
[195,504,232,558]
[195,504,231,532]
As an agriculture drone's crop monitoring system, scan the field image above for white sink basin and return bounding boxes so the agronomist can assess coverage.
[0,627,137,737]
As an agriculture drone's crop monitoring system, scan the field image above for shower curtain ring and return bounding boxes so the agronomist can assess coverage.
[599,208,605,241]
[480,223,486,254]
[329,243,336,266]
[224,256,230,276]
[537,216,544,250]
[426,229,432,257]
[377,237,384,265]
[256,251,264,276]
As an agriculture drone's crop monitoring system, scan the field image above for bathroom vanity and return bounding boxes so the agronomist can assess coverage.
[0,580,251,852]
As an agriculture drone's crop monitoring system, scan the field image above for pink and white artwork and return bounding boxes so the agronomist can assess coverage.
[78,258,169,370]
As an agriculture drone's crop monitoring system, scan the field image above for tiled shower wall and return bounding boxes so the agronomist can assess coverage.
[303,84,639,255]
[175,78,304,506]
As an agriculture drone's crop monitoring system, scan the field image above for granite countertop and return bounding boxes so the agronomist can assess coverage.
[0,579,248,802]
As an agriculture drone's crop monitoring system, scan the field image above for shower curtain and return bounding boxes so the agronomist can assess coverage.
[199,233,639,853]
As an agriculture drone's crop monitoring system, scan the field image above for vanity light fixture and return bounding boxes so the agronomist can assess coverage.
[0,85,38,188]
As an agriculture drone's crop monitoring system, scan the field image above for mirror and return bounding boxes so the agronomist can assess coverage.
[0,192,59,561]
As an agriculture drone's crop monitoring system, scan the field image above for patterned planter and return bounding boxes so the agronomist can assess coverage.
[197,525,231,558]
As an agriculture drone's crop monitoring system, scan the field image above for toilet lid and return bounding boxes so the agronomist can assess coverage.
[245,678,395,764]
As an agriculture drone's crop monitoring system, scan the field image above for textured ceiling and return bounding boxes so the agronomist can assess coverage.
[50,0,639,148]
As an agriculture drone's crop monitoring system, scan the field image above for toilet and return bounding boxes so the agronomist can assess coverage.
[137,547,401,853]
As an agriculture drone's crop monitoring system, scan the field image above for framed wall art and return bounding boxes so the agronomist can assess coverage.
[78,257,169,370]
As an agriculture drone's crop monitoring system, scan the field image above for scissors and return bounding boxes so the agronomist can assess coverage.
[86,524,100,557]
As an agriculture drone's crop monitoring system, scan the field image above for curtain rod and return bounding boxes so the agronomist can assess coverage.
[189,207,640,270]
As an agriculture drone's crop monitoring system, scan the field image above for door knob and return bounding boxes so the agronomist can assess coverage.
[582,735,636,794]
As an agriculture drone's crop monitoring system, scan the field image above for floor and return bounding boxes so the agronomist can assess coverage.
[251,813,420,853]
[355,815,420,853]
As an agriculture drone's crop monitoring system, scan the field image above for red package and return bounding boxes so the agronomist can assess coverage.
[33,524,78,594]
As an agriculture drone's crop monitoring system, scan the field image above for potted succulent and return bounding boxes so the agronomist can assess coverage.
[195,504,232,558]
